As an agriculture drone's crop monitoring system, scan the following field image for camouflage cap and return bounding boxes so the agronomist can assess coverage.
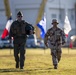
[51,19,59,24]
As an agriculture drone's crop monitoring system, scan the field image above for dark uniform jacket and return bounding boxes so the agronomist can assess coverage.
[9,20,34,44]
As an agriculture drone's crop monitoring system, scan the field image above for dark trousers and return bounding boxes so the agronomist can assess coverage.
[14,41,25,67]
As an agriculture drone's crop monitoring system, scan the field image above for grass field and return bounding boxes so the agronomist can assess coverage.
[0,48,76,75]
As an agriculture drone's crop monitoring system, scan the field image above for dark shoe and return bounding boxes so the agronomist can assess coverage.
[54,64,57,69]
[58,59,60,63]
[16,63,19,68]
[54,66,57,69]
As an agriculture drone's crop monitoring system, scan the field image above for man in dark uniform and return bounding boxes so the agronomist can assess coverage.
[9,11,34,69]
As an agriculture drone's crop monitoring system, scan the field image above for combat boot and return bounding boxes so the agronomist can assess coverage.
[54,64,57,69]
[16,62,19,68]
[20,66,24,69]
[58,58,60,63]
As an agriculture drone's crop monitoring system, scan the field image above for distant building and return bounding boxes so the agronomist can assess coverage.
[0,0,76,41]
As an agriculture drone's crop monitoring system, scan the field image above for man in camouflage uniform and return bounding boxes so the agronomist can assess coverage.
[44,19,66,69]
[9,11,34,69]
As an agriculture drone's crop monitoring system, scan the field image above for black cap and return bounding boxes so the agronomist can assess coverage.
[17,11,23,16]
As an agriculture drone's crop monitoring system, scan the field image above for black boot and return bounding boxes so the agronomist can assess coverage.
[16,62,19,68]
[54,64,57,69]
[58,58,60,63]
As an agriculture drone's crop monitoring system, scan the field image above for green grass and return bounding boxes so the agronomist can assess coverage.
[0,48,76,75]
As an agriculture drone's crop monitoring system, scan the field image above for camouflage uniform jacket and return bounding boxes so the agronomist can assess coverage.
[44,27,66,49]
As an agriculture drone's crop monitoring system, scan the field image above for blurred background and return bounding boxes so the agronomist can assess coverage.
[0,0,76,48]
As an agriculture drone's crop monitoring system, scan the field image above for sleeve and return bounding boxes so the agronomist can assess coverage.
[61,30,66,44]
[9,22,14,39]
[44,30,50,46]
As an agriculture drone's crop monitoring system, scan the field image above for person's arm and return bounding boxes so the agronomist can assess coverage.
[44,30,50,47]
[61,30,66,45]
[9,24,13,43]
[9,22,15,42]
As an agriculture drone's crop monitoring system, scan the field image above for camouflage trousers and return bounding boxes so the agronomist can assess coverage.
[49,42,62,66]
[50,48,62,66]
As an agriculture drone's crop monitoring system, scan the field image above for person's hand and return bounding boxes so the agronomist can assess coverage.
[9,39,12,43]
[45,43,48,47]
[62,41,66,45]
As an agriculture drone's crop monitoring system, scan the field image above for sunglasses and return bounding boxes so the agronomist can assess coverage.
[18,16,22,17]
